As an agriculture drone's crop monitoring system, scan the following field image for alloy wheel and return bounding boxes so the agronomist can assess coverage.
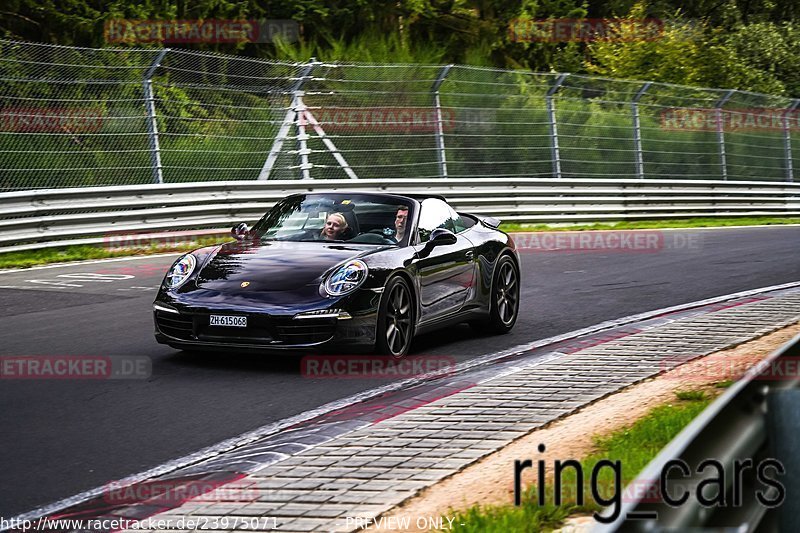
[385,282,412,356]
[496,260,518,326]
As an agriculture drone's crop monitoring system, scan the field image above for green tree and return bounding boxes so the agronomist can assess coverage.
[0,0,798,95]
[723,22,800,96]
[585,3,793,95]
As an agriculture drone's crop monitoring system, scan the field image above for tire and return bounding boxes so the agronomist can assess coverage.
[375,276,415,357]
[471,254,519,335]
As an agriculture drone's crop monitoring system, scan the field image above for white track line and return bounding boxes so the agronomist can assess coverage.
[0,253,182,274]
[509,224,800,233]
[6,280,800,526]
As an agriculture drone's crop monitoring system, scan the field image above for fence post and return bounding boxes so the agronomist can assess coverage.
[715,90,735,180]
[296,97,312,180]
[783,99,799,182]
[258,59,317,180]
[546,74,568,178]
[143,48,170,184]
[431,64,453,178]
[632,82,651,180]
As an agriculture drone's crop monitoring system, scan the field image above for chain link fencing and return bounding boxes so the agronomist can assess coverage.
[1,39,798,191]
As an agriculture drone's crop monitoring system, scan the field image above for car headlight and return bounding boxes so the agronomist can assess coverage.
[324,259,368,296]
[165,254,196,289]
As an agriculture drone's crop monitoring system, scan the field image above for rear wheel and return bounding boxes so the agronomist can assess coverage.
[375,276,415,357]
[471,254,519,334]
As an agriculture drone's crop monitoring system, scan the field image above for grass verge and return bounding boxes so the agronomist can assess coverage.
[0,237,230,270]
[448,391,713,532]
[500,216,800,232]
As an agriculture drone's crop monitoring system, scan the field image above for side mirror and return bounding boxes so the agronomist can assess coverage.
[418,228,456,255]
[429,228,457,247]
[413,228,458,260]
[480,216,501,229]
[231,222,250,241]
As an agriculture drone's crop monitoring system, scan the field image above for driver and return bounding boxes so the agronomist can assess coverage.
[320,212,348,240]
[392,206,409,242]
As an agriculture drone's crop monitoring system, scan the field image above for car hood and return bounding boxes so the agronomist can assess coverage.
[195,240,381,292]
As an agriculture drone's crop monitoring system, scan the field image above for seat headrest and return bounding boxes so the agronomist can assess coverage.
[338,208,359,238]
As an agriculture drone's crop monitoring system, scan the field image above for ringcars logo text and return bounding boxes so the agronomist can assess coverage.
[515,445,785,523]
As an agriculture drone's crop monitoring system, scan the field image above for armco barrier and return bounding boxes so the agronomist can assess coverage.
[594,333,800,531]
[1,177,800,253]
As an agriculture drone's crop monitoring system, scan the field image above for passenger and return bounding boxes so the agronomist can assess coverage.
[321,212,348,240]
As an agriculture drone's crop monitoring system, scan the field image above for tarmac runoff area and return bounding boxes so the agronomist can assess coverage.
[12,284,800,533]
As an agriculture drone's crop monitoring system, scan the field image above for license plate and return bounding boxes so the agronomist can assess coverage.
[210,315,247,327]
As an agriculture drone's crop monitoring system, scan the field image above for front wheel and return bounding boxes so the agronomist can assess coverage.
[375,276,415,357]
[471,254,519,335]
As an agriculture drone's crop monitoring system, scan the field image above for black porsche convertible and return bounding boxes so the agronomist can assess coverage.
[153,192,520,357]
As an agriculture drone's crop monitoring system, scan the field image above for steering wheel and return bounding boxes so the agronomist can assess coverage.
[349,231,396,245]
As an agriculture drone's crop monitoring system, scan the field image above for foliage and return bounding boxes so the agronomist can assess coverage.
[674,390,707,401]
[0,1,797,95]
[586,4,796,95]
[272,30,448,64]
[1,2,798,190]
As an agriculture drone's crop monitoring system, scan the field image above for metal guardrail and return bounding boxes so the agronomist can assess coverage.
[594,332,800,532]
[1,178,799,253]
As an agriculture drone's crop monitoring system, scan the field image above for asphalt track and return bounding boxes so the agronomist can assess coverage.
[0,226,799,517]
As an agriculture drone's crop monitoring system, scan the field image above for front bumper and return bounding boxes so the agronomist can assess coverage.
[153,290,380,352]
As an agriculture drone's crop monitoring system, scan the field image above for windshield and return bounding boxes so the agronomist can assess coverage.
[251,193,415,246]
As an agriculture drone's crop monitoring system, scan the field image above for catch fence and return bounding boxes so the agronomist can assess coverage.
[0,39,798,191]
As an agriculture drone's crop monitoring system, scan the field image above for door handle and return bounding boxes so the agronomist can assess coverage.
[465,250,474,260]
